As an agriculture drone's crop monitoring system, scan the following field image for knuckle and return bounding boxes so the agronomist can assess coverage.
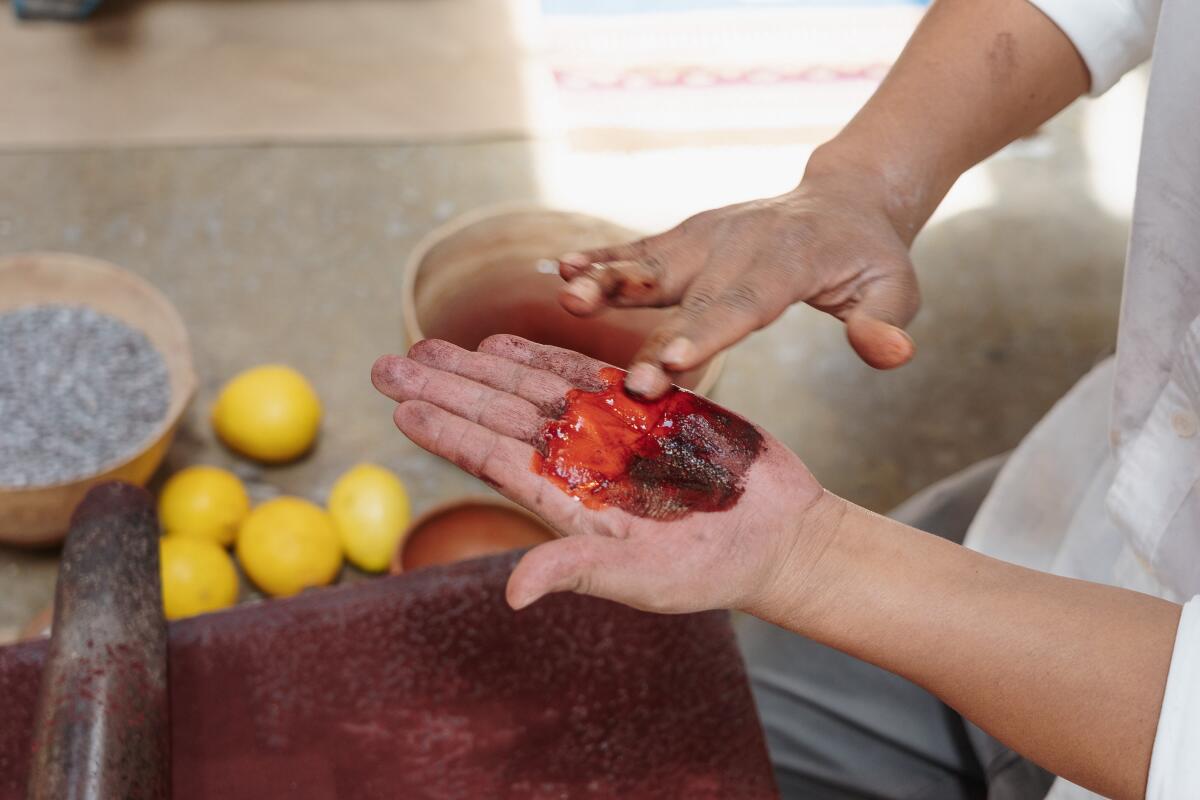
[471,434,503,478]
[638,252,666,282]
[606,237,653,265]
[681,287,718,317]
[567,500,590,533]
[409,365,434,400]
[397,400,433,431]
[644,326,678,352]
[633,327,679,365]
[906,280,922,315]
[571,567,591,597]
[677,209,718,235]
[881,265,921,317]
[449,425,483,472]
[473,392,506,426]
[712,215,740,240]
[513,369,542,400]
[426,409,451,452]
[719,282,766,315]
[776,219,816,254]
[627,237,653,257]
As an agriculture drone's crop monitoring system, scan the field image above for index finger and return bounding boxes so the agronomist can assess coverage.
[393,400,583,529]
[477,334,611,391]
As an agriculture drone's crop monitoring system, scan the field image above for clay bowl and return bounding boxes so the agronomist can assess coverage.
[17,605,52,641]
[402,205,725,394]
[0,252,197,546]
[390,497,556,574]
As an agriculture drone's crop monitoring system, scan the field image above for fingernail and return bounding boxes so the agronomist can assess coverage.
[887,325,916,363]
[625,362,661,396]
[559,252,590,267]
[660,337,696,368]
[509,590,542,611]
[535,258,560,274]
[565,277,600,301]
[560,278,602,315]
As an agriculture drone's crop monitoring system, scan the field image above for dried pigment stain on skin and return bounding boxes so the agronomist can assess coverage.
[532,367,764,520]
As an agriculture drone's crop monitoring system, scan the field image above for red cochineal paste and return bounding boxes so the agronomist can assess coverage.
[532,367,764,520]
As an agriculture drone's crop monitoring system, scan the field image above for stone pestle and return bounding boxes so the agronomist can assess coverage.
[26,481,169,800]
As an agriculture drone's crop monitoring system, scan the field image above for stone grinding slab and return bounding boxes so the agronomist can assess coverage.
[0,551,778,799]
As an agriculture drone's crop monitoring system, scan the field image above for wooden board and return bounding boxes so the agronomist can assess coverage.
[0,0,550,148]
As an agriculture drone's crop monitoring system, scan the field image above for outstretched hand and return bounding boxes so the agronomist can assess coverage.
[372,335,834,616]
[553,163,921,398]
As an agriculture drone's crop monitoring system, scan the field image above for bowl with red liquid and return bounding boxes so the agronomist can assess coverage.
[390,497,557,574]
[401,205,725,394]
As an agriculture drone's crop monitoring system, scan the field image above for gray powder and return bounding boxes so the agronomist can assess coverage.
[0,305,171,488]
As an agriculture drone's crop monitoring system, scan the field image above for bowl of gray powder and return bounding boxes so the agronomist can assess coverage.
[0,252,196,546]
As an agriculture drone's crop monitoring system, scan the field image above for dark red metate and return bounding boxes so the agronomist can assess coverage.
[0,552,780,800]
[533,367,764,520]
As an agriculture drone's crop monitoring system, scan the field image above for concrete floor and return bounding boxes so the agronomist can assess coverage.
[0,141,544,639]
[0,84,1138,639]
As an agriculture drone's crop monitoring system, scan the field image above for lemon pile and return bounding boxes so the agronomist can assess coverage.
[156,364,411,620]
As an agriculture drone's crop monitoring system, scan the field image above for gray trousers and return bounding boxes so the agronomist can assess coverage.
[736,456,1056,800]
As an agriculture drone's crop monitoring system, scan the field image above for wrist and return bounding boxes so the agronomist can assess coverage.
[803,135,957,245]
[742,489,853,628]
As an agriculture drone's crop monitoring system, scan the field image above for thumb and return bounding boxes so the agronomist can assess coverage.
[622,273,785,398]
[506,536,646,611]
[843,268,920,370]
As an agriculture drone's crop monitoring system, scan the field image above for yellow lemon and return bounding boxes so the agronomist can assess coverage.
[160,535,240,620]
[212,365,322,463]
[158,465,250,547]
[236,497,342,597]
[328,463,411,573]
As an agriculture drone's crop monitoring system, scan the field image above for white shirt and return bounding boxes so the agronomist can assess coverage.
[963,0,1200,796]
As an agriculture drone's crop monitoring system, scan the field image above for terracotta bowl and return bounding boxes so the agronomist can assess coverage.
[402,205,725,394]
[390,497,556,574]
[0,252,197,546]
[17,604,53,641]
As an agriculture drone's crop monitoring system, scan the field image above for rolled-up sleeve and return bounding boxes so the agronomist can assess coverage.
[1147,598,1200,798]
[1025,0,1162,95]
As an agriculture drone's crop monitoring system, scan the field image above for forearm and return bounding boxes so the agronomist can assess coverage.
[808,0,1090,239]
[757,496,1181,800]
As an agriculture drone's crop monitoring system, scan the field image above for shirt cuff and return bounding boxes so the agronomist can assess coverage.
[1147,597,1200,799]
[1025,0,1159,95]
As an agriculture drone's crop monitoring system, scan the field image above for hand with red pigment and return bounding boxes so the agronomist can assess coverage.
[375,335,1187,800]
[372,335,835,615]
[553,160,921,398]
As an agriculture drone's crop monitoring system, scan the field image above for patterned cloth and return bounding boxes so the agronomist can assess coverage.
[541,1,925,140]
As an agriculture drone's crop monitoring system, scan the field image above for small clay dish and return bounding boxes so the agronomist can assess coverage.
[0,252,197,546]
[390,497,556,574]
[18,604,53,641]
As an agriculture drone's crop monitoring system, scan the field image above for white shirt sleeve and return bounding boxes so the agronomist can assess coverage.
[1025,0,1162,95]
[1146,597,1200,798]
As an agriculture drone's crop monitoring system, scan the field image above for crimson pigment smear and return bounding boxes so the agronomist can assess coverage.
[532,368,763,520]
